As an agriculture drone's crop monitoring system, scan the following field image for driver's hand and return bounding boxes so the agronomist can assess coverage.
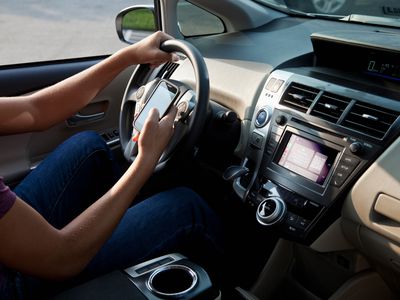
[128,31,179,67]
[137,105,177,161]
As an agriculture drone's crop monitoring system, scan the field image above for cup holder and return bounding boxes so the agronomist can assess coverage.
[146,264,198,298]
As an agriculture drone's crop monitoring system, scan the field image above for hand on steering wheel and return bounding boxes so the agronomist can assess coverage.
[119,39,210,172]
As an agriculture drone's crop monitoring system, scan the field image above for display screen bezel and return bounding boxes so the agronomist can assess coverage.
[272,130,340,187]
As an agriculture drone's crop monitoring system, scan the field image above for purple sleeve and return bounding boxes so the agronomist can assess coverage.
[0,177,16,219]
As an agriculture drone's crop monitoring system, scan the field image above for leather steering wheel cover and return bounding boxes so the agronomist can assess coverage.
[160,39,210,154]
[119,39,209,164]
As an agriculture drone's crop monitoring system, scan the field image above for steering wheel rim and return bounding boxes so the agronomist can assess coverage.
[119,39,210,167]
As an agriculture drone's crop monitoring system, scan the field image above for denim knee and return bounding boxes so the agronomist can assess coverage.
[156,187,222,236]
[63,131,111,160]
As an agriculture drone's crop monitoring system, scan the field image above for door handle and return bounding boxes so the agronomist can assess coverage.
[66,112,105,126]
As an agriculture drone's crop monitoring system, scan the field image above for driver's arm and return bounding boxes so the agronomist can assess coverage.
[0,107,176,279]
[0,31,177,135]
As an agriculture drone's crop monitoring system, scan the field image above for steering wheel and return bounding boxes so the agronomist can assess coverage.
[119,39,209,169]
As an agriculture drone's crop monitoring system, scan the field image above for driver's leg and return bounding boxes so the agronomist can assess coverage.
[81,186,223,282]
[14,130,121,228]
[12,131,122,298]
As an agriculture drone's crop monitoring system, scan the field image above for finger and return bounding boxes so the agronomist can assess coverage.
[160,105,178,126]
[132,132,140,142]
[171,53,179,62]
[157,31,175,44]
[147,107,160,122]
[150,52,178,66]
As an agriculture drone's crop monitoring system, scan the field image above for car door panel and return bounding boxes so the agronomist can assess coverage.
[0,58,134,185]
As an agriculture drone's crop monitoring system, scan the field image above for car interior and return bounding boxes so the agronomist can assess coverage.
[1,0,400,299]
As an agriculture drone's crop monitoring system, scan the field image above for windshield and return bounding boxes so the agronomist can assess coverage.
[255,0,400,23]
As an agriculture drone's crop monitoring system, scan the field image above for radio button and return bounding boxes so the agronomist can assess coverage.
[332,172,347,186]
[337,164,352,173]
[341,155,360,168]
[332,155,360,187]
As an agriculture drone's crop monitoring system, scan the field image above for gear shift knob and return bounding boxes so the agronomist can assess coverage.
[222,165,249,181]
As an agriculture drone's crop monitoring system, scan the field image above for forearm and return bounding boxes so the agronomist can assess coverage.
[0,152,158,279]
[30,47,135,130]
[0,31,174,134]
[0,49,132,134]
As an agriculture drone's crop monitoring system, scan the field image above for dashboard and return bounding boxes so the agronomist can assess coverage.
[230,29,400,245]
[173,15,400,250]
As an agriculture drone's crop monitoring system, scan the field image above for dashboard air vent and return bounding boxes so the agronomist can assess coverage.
[310,92,351,123]
[280,83,319,113]
[159,62,179,79]
[342,102,399,139]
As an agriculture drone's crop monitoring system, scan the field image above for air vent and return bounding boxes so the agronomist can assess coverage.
[158,62,179,79]
[342,102,399,139]
[310,92,351,123]
[280,83,319,113]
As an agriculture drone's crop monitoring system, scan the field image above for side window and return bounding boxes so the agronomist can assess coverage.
[177,0,225,37]
[0,1,153,66]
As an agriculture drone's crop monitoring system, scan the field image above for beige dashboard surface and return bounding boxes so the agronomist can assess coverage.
[342,136,400,245]
[172,57,271,121]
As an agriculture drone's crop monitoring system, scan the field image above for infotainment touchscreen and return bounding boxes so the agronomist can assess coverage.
[276,134,338,185]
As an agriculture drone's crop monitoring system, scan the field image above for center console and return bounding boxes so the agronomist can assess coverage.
[55,253,218,300]
[234,64,400,244]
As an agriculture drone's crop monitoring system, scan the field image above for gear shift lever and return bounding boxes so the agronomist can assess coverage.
[223,165,249,181]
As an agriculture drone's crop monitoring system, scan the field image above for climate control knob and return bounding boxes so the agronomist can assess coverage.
[256,197,287,226]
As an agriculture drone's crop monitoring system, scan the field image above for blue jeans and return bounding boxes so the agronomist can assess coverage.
[10,131,222,298]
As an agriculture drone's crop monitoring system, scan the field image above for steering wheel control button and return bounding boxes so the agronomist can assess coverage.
[251,132,264,149]
[256,197,287,226]
[255,108,270,127]
[177,101,189,118]
[136,86,145,99]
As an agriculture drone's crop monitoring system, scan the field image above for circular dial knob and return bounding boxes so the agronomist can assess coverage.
[349,142,363,154]
[256,197,287,226]
[275,115,287,126]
